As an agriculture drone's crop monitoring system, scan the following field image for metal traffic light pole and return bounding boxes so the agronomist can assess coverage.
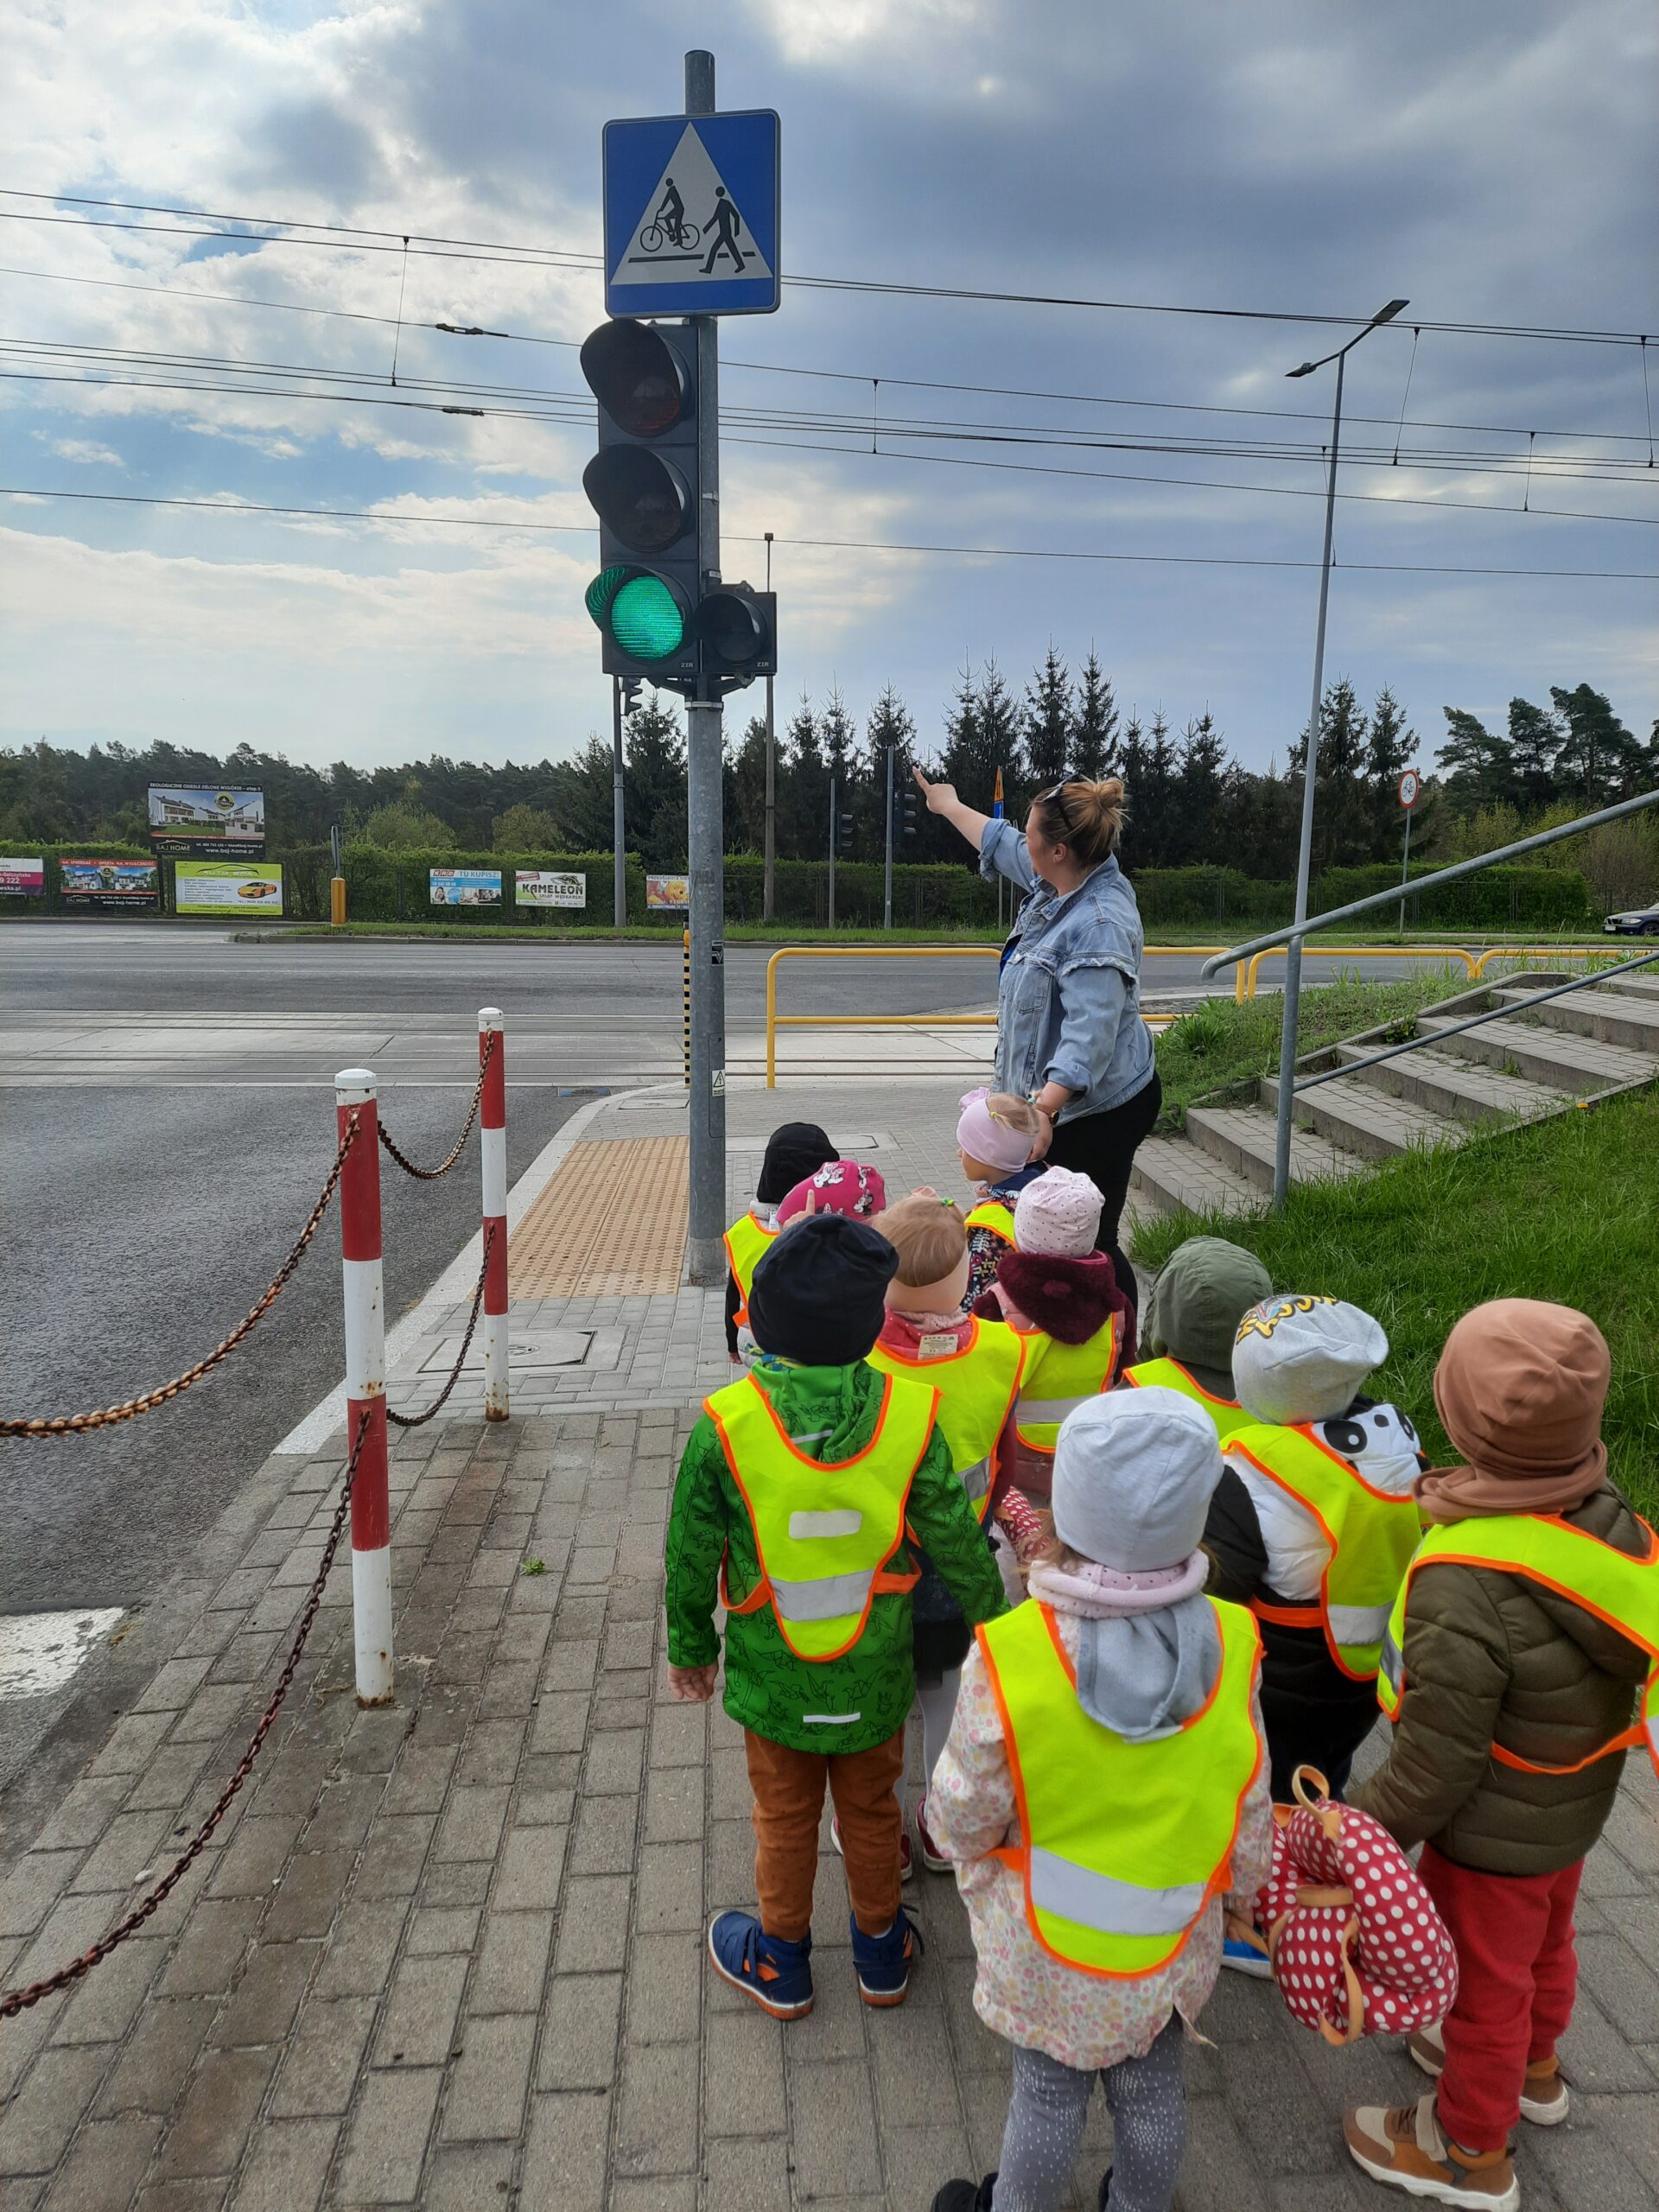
[611,677,626,929]
[763,531,776,922]
[883,744,895,930]
[683,48,728,1285]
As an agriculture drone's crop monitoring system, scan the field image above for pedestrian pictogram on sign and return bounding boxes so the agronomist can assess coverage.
[1398,769,1421,810]
[603,109,780,317]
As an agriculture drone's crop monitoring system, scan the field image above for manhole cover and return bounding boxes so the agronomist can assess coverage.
[421,1330,594,1371]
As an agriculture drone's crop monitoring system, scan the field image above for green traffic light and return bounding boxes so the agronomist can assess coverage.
[609,574,685,661]
[584,566,626,625]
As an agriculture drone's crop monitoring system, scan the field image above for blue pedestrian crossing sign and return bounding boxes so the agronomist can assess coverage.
[603,109,780,317]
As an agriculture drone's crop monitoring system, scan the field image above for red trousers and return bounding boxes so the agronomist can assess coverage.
[1419,1844,1583,2153]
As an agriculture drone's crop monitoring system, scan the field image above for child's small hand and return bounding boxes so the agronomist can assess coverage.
[667,1663,718,1703]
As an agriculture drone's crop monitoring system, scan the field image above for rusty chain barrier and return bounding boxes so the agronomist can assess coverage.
[0,1416,370,2020]
[376,1028,495,1181]
[1,1112,361,1440]
[386,1221,497,1430]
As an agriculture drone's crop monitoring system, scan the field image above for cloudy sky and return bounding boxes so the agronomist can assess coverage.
[2,0,1653,780]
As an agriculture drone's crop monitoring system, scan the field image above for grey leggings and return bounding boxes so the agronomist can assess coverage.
[992,2017,1185,2212]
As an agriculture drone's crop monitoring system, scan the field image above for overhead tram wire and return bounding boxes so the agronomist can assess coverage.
[2,259,1651,452]
[2,484,1655,586]
[0,188,1648,346]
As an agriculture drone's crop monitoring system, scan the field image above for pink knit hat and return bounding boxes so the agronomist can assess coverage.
[1014,1166,1103,1258]
[776,1159,887,1225]
[956,1089,1036,1176]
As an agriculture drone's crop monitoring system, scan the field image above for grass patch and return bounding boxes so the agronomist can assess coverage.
[1153,971,1460,1129]
[1129,1086,1659,1514]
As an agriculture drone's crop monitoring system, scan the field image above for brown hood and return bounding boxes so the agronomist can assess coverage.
[1421,1299,1610,1523]
[975,1249,1135,1357]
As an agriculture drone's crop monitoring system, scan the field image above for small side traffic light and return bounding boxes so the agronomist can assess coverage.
[835,810,856,858]
[899,784,919,840]
[696,585,777,684]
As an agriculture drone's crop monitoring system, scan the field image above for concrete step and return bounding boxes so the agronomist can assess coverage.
[1588,967,1659,1007]
[1493,982,1659,1055]
[1128,1134,1262,1221]
[1262,1071,1470,1162]
[1185,1103,1364,1194]
[1333,1042,1570,1128]
[1415,1011,1658,1094]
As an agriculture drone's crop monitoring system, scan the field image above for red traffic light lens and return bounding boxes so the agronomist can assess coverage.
[582,448,690,553]
[579,319,687,436]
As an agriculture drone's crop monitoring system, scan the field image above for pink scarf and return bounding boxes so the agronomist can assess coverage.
[1027,1552,1209,1618]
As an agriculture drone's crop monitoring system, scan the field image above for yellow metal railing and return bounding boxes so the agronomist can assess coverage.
[763,940,1624,1085]
[763,944,1220,1087]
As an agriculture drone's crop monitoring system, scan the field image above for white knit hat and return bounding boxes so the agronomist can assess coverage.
[1231,1295,1389,1427]
[1014,1166,1103,1258]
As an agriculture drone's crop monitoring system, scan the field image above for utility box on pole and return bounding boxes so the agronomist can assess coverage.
[586,61,782,1284]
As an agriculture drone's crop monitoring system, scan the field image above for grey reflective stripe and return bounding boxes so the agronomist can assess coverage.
[1029,1846,1205,1938]
[960,1455,991,1502]
[1327,1602,1391,1647]
[771,1569,875,1623]
[1379,1629,1403,1691]
[1016,1396,1091,1424]
[789,1508,864,1541]
[1646,1711,1658,1756]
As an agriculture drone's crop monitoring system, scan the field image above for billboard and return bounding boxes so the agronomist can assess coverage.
[148,785,266,857]
[515,870,587,910]
[175,861,284,916]
[0,856,44,898]
[60,858,159,909]
[430,868,503,908]
[645,874,690,910]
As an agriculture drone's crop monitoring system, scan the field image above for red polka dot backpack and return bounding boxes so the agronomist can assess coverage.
[1227,1769,1459,2044]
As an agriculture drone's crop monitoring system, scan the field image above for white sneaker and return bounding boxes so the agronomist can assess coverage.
[1410,2022,1568,2126]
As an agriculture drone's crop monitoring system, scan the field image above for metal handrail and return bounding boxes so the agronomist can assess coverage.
[1199,788,1659,980]
[1291,948,1659,1095]
[1235,944,1478,1001]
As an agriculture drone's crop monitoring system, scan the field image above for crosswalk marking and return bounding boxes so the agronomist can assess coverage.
[0,1609,124,1698]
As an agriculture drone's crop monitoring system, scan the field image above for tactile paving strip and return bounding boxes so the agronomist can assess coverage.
[510,1135,689,1296]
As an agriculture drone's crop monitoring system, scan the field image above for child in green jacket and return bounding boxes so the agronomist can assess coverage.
[665,1212,1007,2018]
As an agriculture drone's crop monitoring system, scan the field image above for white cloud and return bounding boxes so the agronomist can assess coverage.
[39,435,125,467]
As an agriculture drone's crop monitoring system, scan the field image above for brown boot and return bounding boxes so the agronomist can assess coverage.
[1344,2094,1519,2208]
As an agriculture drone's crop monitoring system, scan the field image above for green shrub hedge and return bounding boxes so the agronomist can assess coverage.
[2,842,1596,932]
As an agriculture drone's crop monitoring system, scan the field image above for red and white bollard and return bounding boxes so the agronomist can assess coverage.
[335,1066,393,1705]
[479,1007,509,1421]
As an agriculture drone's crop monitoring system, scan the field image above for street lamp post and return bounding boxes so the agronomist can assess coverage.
[1270,297,1409,1208]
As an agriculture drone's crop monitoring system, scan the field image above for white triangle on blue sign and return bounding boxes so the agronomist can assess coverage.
[612,124,773,291]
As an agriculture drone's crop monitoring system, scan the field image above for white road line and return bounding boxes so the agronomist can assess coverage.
[0,1609,124,1699]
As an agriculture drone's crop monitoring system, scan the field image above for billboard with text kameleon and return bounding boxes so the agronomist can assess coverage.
[148,785,266,857]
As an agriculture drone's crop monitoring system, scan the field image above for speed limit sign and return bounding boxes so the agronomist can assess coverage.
[1398,769,1421,810]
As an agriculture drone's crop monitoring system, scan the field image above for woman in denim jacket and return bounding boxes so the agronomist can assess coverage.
[914,769,1160,1305]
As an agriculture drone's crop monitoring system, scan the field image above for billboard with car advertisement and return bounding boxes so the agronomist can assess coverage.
[175,861,285,915]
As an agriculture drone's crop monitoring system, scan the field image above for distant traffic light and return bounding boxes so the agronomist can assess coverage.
[899,782,919,840]
[835,809,856,858]
[620,676,643,717]
[580,319,699,683]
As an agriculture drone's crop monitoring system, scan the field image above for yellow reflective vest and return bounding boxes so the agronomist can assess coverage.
[1379,1513,1659,1780]
[868,1318,1026,1521]
[1014,1314,1121,1459]
[704,1370,937,1662]
[964,1197,1015,1245]
[1123,1356,1243,1441]
[1224,1421,1421,1681]
[723,1211,779,1329]
[977,1598,1262,1979]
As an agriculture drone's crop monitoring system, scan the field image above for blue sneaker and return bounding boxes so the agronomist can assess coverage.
[707,1911,814,2019]
[1221,1931,1273,1979]
[849,1904,924,2007]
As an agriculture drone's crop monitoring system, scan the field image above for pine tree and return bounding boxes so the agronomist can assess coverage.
[1436,707,1515,814]
[625,696,688,867]
[1073,650,1119,779]
[866,686,924,861]
[976,658,1023,814]
[1021,643,1072,791]
[938,660,997,817]
[726,715,769,855]
[1364,686,1415,859]
[1171,712,1228,866]
[781,694,826,861]
[1507,697,1562,812]
[1549,684,1644,805]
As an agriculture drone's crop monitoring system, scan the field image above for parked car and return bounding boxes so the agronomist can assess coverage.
[1604,902,1659,936]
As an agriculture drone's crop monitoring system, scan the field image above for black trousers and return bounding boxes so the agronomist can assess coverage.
[1044,1069,1162,1311]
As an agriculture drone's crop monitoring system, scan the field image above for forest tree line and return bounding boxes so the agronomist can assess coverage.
[3,648,1653,898]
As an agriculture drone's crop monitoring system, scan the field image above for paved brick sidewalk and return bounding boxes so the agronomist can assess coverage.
[4,1403,1658,2210]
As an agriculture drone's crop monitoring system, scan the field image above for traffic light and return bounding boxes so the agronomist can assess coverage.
[835,809,856,858]
[580,316,777,693]
[899,780,919,841]
[581,318,700,685]
[620,677,643,717]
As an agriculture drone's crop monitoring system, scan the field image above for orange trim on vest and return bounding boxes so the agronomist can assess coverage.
[976,1605,1264,1982]
[1124,1360,1240,1417]
[1249,1597,1324,1630]
[707,1373,929,1658]
[1228,1433,1395,1683]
